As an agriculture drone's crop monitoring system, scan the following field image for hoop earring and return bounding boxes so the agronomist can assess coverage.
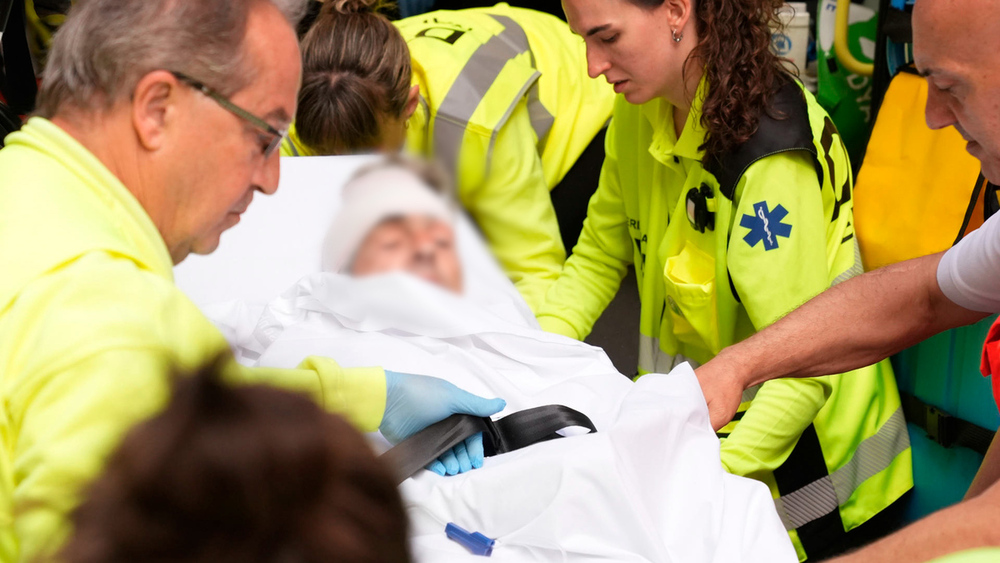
[672,28,683,43]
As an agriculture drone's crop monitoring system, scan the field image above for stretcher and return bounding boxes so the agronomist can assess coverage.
[174,157,797,562]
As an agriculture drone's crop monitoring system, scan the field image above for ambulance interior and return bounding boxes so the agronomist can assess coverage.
[171,0,1000,560]
[3,0,999,560]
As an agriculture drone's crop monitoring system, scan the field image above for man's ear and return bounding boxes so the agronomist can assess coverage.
[131,70,182,151]
[403,84,420,120]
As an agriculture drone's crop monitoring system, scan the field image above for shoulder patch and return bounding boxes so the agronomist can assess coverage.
[740,202,792,251]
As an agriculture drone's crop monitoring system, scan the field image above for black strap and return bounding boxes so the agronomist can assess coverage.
[954,173,987,246]
[954,173,1000,246]
[984,181,1000,222]
[900,392,995,455]
[380,405,597,485]
[704,78,817,201]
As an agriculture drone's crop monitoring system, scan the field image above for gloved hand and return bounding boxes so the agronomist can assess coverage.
[381,370,506,476]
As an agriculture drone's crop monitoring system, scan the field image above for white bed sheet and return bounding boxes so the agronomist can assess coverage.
[177,156,796,563]
[215,272,797,563]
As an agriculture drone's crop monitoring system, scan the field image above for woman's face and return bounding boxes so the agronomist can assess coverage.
[350,215,463,293]
[563,0,692,105]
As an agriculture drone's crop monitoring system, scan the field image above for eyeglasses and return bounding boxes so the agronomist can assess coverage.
[170,71,287,158]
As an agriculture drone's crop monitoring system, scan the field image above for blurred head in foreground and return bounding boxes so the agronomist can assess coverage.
[64,355,410,563]
[323,157,463,293]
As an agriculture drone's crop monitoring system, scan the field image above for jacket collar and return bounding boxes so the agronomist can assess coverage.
[643,76,709,165]
[0,118,174,310]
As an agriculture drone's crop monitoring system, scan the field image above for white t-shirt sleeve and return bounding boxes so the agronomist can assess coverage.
[937,211,1000,313]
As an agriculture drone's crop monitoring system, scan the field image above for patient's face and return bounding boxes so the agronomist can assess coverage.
[351,215,463,293]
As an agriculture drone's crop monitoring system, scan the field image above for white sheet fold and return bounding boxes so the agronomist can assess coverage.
[209,273,796,563]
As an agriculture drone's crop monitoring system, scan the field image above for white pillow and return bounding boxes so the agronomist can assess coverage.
[174,156,531,322]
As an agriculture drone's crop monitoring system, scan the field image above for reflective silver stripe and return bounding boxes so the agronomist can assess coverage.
[484,68,540,181]
[831,238,864,287]
[417,94,431,148]
[741,383,761,404]
[638,334,700,373]
[433,14,535,178]
[775,407,910,530]
[829,406,910,504]
[520,34,555,151]
[778,476,840,530]
[283,137,299,157]
[526,82,555,152]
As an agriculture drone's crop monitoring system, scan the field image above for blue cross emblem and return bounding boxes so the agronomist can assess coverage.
[740,202,792,251]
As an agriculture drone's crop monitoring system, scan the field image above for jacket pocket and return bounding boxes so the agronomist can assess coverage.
[662,240,721,354]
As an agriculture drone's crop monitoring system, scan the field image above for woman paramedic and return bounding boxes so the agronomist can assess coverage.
[282,0,615,312]
[538,0,912,560]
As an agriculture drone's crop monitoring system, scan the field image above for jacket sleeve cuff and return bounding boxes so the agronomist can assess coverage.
[537,315,581,340]
[296,357,387,432]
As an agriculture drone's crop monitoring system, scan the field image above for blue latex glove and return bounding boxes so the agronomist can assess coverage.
[381,371,506,476]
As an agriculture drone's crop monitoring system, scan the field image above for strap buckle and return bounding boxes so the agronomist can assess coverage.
[686,183,717,233]
[380,405,598,484]
[924,405,954,448]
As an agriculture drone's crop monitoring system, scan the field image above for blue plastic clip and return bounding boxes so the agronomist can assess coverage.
[445,522,495,556]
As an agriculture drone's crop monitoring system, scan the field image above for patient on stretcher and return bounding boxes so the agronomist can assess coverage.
[203,157,798,562]
[322,157,464,294]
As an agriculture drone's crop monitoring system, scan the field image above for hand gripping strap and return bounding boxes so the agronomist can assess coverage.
[380,405,597,484]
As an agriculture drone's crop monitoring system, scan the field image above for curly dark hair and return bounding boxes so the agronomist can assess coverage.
[63,354,411,563]
[630,0,790,164]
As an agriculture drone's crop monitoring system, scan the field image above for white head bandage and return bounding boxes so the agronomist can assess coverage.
[322,165,455,273]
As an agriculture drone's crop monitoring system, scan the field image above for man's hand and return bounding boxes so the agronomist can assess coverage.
[695,359,746,431]
[380,371,506,476]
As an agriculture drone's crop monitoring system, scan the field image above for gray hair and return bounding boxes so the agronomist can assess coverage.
[35,0,308,118]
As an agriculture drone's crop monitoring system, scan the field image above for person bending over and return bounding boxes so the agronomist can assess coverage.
[285,0,616,311]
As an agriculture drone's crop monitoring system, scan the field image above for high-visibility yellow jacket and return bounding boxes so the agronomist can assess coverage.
[0,118,386,562]
[283,4,615,311]
[930,549,1000,563]
[537,80,912,560]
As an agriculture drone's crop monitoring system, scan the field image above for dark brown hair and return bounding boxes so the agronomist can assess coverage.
[63,355,410,563]
[296,0,411,154]
[630,0,789,163]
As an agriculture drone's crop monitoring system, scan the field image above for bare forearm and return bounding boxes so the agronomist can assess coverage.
[713,253,984,388]
[828,487,1000,562]
[966,432,1000,500]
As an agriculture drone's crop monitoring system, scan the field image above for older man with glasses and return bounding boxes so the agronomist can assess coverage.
[0,1,505,560]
